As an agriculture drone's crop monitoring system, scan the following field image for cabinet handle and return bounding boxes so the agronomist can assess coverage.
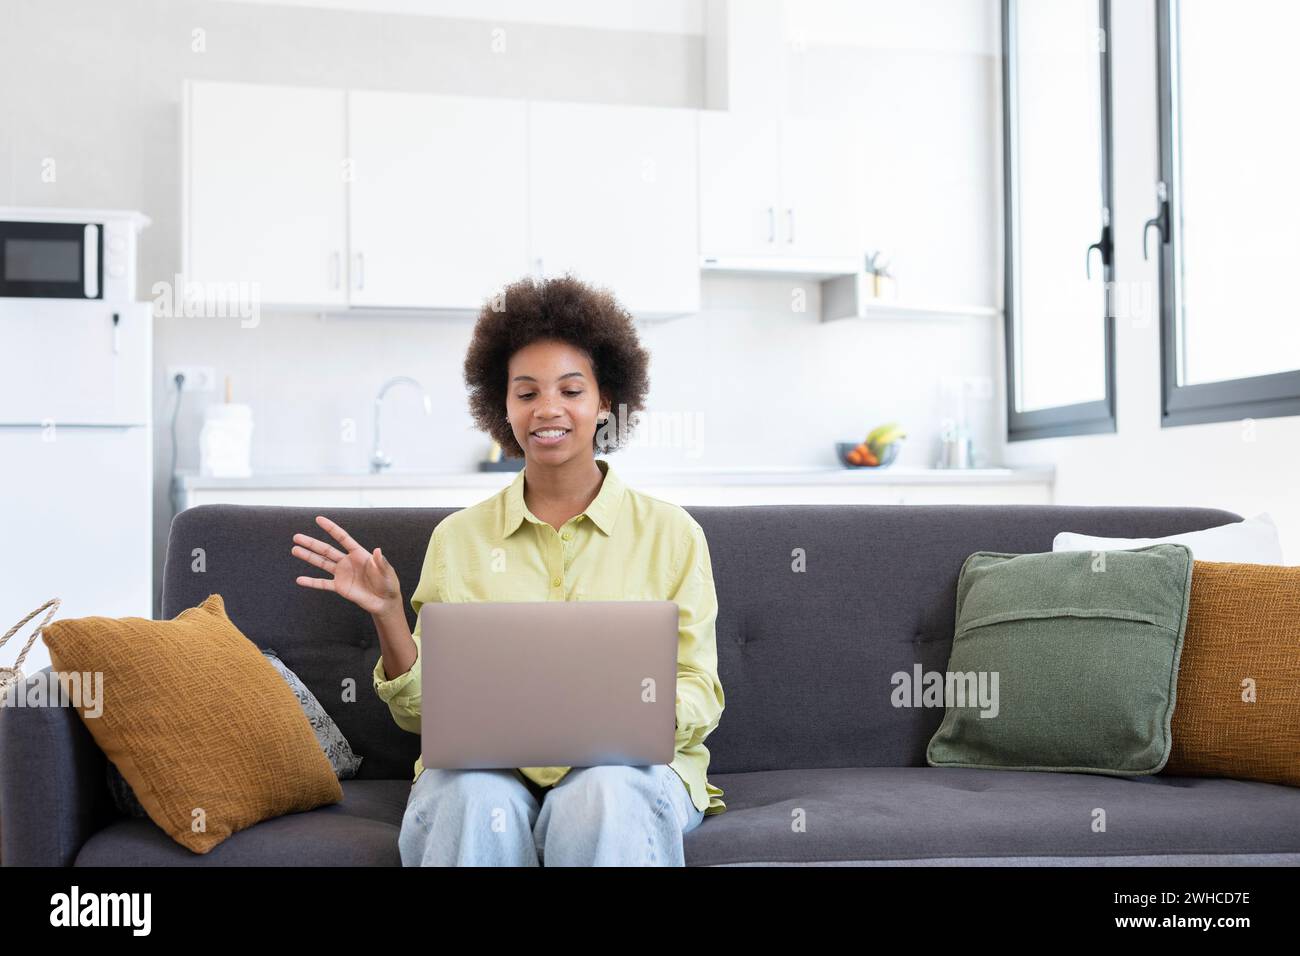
[354,252,365,291]
[786,208,795,244]
[766,207,775,243]
[330,251,341,290]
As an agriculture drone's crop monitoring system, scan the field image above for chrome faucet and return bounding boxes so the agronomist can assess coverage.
[371,376,433,473]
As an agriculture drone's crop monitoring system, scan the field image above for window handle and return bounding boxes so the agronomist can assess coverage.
[1085,224,1113,280]
[1142,202,1169,261]
[1143,181,1169,262]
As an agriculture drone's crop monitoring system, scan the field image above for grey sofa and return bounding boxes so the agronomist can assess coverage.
[4,502,1299,866]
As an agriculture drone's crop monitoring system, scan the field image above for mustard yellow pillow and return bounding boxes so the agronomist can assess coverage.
[1165,561,1300,786]
[42,593,342,853]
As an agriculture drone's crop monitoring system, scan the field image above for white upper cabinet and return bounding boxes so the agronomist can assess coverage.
[184,81,348,307]
[184,82,703,316]
[778,116,864,259]
[699,110,864,264]
[698,111,783,258]
[347,92,530,309]
[527,101,700,317]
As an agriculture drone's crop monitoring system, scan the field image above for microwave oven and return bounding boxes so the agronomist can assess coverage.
[0,208,149,301]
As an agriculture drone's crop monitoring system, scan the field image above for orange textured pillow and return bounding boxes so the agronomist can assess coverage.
[41,593,342,853]
[1165,561,1300,786]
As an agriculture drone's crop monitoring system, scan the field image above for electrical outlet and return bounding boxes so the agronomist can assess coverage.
[167,365,216,392]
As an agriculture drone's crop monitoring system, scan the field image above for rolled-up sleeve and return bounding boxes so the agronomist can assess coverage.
[669,518,725,752]
[372,525,442,736]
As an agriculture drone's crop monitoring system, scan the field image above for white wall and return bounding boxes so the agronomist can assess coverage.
[998,0,1300,563]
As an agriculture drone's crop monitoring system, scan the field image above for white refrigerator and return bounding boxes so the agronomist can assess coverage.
[0,298,153,676]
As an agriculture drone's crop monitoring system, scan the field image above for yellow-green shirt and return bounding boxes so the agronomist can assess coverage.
[371,457,727,816]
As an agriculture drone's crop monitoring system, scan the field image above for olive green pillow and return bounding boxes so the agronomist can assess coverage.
[926,542,1194,776]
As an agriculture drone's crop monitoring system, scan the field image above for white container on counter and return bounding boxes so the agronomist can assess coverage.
[199,403,254,477]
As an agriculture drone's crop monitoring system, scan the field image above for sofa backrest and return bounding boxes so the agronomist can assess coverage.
[161,502,1242,779]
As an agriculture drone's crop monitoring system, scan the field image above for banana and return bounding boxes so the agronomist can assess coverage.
[865,421,898,444]
[866,422,906,448]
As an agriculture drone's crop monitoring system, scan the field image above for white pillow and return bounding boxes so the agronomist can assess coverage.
[1052,513,1284,564]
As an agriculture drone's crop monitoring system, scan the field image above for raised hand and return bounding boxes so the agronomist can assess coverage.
[291,515,402,617]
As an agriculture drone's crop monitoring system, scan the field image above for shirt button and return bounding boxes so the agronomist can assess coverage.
[561,530,572,541]
[552,575,562,587]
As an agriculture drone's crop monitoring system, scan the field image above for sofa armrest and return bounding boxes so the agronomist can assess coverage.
[0,667,114,866]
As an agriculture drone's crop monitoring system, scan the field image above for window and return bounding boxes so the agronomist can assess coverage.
[1002,0,1116,440]
[1155,0,1300,426]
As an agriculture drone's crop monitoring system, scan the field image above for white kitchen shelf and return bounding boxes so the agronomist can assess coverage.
[854,300,1001,320]
[820,271,1000,322]
[700,255,862,280]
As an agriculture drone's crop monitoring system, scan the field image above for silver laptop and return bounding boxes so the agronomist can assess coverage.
[420,600,678,770]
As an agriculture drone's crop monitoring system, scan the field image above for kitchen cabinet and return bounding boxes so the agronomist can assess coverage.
[184,81,348,307]
[184,82,701,317]
[779,116,864,259]
[527,101,700,317]
[699,110,864,263]
[347,91,530,309]
[698,112,782,259]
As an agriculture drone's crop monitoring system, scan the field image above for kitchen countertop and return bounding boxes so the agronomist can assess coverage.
[177,464,1055,488]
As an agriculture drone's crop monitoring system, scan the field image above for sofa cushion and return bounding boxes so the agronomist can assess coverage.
[107,647,365,818]
[263,647,365,778]
[41,593,342,854]
[1164,561,1300,786]
[76,770,1300,866]
[75,779,410,866]
[926,544,1193,775]
[683,767,1300,865]
[1053,512,1284,563]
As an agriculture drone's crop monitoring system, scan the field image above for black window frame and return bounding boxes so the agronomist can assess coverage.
[1002,0,1118,441]
[1154,0,1300,427]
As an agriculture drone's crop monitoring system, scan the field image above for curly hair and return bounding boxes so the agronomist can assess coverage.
[464,273,651,458]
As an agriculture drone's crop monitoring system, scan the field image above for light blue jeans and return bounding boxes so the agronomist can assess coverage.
[398,763,705,866]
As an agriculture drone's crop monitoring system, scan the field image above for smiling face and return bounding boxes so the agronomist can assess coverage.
[506,339,611,466]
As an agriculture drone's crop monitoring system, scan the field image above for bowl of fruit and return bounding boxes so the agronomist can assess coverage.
[838,422,906,468]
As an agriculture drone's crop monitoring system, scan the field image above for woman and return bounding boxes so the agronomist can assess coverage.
[291,274,726,866]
